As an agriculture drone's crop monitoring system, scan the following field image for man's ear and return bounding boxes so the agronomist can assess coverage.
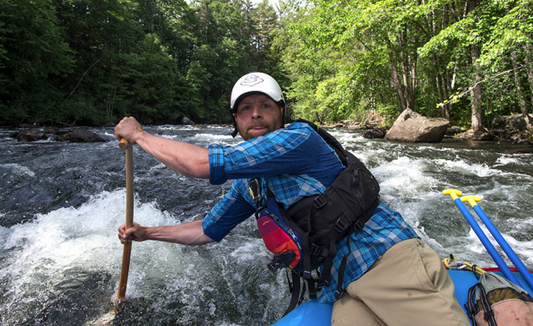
[232,113,237,120]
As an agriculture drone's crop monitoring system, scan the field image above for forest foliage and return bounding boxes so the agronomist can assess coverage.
[0,0,532,131]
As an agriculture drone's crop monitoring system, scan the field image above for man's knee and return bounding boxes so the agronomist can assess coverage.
[332,292,385,326]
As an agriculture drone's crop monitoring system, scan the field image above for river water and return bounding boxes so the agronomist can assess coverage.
[1,125,532,326]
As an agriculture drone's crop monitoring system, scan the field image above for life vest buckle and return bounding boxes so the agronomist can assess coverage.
[248,178,262,207]
[313,194,328,209]
[334,216,350,232]
[310,243,325,257]
[267,251,295,272]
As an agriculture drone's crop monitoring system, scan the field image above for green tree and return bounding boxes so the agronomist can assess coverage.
[420,0,532,131]
[282,0,449,127]
[307,0,434,114]
[115,33,178,124]
[251,0,279,73]
[0,0,75,125]
[56,0,143,125]
[56,0,188,125]
[477,0,533,128]
[0,0,286,126]
[183,0,280,124]
[283,0,532,131]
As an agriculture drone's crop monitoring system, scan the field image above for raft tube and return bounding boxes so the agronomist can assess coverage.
[272,269,533,326]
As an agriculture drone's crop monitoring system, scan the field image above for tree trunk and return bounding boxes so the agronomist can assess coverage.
[429,7,450,121]
[434,54,451,120]
[466,0,483,132]
[391,30,417,112]
[508,2,532,129]
[523,41,533,128]
[409,48,417,111]
[526,43,533,101]
[389,50,407,112]
[399,31,417,111]
[511,50,529,120]
[440,75,451,120]
[470,44,483,132]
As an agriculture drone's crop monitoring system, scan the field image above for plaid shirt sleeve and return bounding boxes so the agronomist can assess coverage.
[208,123,313,185]
[202,179,257,242]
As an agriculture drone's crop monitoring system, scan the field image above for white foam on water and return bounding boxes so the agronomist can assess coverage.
[229,238,268,263]
[0,190,185,310]
[2,126,532,325]
[193,133,235,141]
[425,157,503,178]
[498,232,533,267]
[154,125,198,131]
[336,140,533,271]
[495,155,522,166]
[443,217,533,269]
[0,187,285,325]
[1,163,36,178]
[372,156,440,198]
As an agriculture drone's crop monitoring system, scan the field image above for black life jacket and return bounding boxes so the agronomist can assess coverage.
[251,120,380,316]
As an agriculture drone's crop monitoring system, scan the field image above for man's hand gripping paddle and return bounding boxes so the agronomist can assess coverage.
[115,138,134,306]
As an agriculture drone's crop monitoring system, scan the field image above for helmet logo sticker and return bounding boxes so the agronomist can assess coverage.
[240,74,264,87]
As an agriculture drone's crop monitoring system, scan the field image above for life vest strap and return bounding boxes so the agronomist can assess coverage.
[283,270,307,317]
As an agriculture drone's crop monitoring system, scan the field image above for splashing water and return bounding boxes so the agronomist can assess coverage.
[1,125,532,325]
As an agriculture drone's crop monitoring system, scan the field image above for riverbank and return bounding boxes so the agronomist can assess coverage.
[336,114,533,146]
[3,118,533,152]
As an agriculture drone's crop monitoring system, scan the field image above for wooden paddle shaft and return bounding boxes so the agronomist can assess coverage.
[117,138,134,301]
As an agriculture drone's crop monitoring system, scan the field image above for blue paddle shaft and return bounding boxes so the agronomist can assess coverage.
[471,204,533,290]
[453,198,522,286]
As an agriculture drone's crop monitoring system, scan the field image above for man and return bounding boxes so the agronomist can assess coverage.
[115,72,470,326]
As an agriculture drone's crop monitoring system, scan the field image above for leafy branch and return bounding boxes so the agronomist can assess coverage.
[437,63,532,108]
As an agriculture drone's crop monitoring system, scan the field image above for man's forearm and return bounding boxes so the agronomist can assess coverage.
[114,117,210,179]
[144,220,214,245]
[134,131,210,179]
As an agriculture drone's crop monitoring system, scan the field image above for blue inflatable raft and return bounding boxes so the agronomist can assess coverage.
[272,269,533,325]
[273,189,533,325]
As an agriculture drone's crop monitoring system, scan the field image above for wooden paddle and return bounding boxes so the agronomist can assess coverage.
[116,138,134,304]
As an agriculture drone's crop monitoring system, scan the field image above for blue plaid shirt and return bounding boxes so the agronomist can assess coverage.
[203,122,418,302]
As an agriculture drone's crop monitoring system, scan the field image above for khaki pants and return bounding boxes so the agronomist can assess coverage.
[331,238,471,326]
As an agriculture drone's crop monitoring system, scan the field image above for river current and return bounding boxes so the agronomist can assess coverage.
[1,125,532,325]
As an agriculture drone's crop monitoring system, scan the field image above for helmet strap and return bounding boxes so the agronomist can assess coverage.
[279,101,286,126]
[230,109,239,138]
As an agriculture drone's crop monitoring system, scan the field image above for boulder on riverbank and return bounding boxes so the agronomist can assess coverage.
[493,114,531,130]
[445,126,465,137]
[454,114,533,144]
[182,117,196,125]
[61,129,107,142]
[11,128,107,143]
[490,114,533,144]
[10,128,50,141]
[456,128,496,141]
[384,109,449,142]
[363,128,387,139]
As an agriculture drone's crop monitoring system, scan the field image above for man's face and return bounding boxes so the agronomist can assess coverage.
[232,94,284,141]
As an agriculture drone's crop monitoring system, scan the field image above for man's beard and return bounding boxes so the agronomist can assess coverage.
[236,116,284,141]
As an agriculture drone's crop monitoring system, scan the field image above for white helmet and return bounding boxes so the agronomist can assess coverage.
[230,72,285,112]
